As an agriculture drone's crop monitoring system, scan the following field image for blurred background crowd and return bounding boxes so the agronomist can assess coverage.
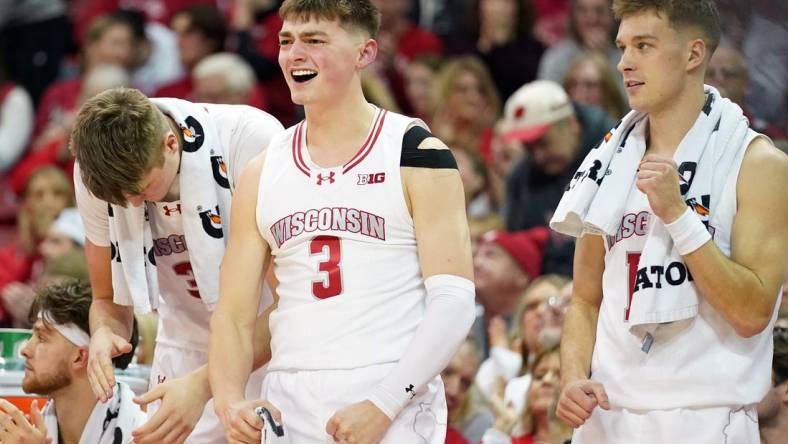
[0,1,786,443]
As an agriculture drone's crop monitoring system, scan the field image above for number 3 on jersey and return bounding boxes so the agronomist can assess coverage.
[310,235,343,299]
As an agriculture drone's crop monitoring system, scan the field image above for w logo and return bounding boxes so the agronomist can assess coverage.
[210,155,230,189]
[316,172,336,186]
[198,205,224,239]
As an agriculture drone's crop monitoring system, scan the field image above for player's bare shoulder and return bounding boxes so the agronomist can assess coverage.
[736,136,788,208]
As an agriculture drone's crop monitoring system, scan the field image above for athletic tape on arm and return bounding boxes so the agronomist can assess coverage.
[400,126,458,169]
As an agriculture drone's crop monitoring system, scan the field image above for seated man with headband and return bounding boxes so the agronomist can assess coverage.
[0,280,145,444]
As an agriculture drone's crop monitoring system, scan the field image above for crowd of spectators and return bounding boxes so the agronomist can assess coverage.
[0,1,785,443]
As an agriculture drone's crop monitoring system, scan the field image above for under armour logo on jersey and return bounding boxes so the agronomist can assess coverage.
[357,172,386,185]
[316,172,336,185]
[162,204,181,216]
[406,384,416,399]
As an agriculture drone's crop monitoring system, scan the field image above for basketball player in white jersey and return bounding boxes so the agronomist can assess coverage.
[208,1,476,443]
[556,1,787,443]
[70,88,283,443]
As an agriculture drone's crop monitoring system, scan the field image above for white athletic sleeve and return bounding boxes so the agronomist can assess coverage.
[368,274,476,419]
[73,164,111,247]
[226,106,284,191]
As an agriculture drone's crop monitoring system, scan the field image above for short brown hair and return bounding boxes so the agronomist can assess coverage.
[613,0,721,56]
[70,87,168,206]
[279,0,380,39]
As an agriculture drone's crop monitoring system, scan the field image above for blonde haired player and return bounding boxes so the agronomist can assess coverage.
[208,0,476,443]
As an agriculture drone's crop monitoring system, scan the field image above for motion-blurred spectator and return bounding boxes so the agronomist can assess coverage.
[0,0,69,105]
[0,52,35,174]
[563,52,627,121]
[472,228,550,355]
[70,0,215,42]
[447,0,545,101]
[0,167,73,325]
[432,56,501,158]
[371,0,443,111]
[741,0,788,130]
[192,52,266,108]
[759,326,788,444]
[706,46,785,141]
[538,0,620,91]
[403,55,441,125]
[154,4,226,100]
[487,120,526,213]
[444,338,494,444]
[531,0,570,47]
[456,148,496,219]
[33,11,140,155]
[229,0,298,125]
[502,81,614,275]
[477,275,570,410]
[3,207,89,329]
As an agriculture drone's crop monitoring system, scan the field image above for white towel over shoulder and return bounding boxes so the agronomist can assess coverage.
[108,98,232,313]
[550,86,750,347]
[43,382,146,444]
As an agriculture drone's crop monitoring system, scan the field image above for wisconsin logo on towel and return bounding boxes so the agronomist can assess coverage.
[181,116,205,153]
[210,154,230,189]
[198,205,223,238]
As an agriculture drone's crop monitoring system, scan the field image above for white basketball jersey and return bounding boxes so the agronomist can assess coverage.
[75,103,282,351]
[257,107,428,371]
[593,129,779,410]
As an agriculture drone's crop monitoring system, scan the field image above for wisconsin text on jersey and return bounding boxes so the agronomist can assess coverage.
[270,207,386,247]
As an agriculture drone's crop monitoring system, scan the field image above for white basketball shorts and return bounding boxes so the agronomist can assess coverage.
[572,404,760,444]
[260,363,447,443]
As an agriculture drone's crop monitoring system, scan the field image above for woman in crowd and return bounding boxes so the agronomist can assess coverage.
[432,56,501,159]
[538,0,619,87]
[482,347,572,444]
[447,0,545,101]
[563,52,627,121]
[0,167,72,326]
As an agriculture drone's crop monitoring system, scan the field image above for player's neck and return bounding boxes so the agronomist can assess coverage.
[163,116,182,202]
[760,407,788,444]
[52,377,97,444]
[645,83,706,157]
[303,90,377,166]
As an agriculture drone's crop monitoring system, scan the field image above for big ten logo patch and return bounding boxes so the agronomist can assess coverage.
[357,172,386,185]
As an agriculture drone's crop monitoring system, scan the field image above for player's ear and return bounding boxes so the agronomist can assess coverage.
[73,347,89,370]
[357,38,378,70]
[686,38,706,72]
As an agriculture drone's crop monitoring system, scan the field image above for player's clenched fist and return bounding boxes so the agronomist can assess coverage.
[635,154,686,224]
[556,379,610,428]
[218,399,281,444]
[326,400,392,444]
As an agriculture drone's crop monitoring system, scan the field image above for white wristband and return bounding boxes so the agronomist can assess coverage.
[664,206,712,255]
